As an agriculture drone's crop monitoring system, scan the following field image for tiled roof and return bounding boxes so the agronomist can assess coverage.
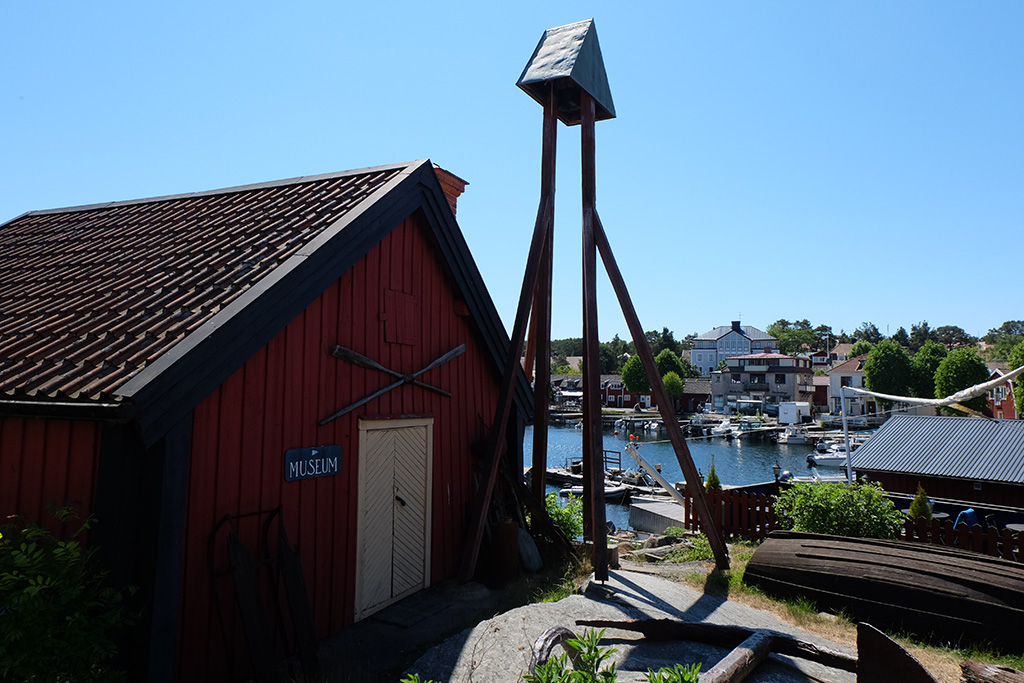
[828,355,867,374]
[812,375,831,386]
[852,414,1024,484]
[695,324,775,341]
[0,163,407,401]
[684,378,711,394]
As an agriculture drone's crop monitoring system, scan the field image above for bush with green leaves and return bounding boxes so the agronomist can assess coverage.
[546,492,584,541]
[0,507,135,682]
[773,481,904,539]
[908,483,932,520]
[524,628,618,683]
[645,662,701,683]
[704,457,722,493]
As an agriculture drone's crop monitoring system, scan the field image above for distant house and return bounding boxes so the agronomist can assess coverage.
[852,414,1024,509]
[986,362,1018,420]
[812,374,830,411]
[826,355,875,416]
[828,342,853,366]
[710,352,813,413]
[689,321,776,376]
[682,378,712,413]
[0,160,530,682]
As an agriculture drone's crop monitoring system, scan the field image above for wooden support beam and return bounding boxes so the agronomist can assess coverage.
[590,211,730,570]
[580,92,608,580]
[531,85,556,504]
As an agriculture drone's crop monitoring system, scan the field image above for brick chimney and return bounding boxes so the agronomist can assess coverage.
[433,165,468,217]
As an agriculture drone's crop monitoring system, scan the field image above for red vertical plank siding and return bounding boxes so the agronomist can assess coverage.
[177,212,502,680]
[0,417,100,528]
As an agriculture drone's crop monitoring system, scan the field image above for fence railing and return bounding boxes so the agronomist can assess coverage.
[898,517,1023,563]
[674,488,1024,562]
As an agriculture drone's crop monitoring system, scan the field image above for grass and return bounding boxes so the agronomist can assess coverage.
[653,539,1024,683]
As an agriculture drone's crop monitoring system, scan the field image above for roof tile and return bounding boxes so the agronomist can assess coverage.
[0,164,404,401]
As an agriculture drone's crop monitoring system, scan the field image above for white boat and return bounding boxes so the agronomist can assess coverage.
[806,452,848,468]
[559,484,629,503]
[777,425,817,445]
[710,420,734,437]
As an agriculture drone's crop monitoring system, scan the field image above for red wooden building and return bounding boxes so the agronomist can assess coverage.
[0,160,530,681]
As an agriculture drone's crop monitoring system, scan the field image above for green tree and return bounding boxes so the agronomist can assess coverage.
[715,360,728,372]
[909,321,935,352]
[678,356,701,379]
[890,326,910,347]
[934,325,978,350]
[705,456,722,492]
[982,320,1024,361]
[1008,340,1024,417]
[855,322,883,344]
[934,347,990,416]
[812,324,834,352]
[849,340,874,358]
[908,483,932,521]
[621,354,650,395]
[663,371,684,400]
[863,339,914,407]
[655,348,685,378]
[911,340,947,398]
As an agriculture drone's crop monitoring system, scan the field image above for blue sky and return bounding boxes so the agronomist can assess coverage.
[3,2,1021,343]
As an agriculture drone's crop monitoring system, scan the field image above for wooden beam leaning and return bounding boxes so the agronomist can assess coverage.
[591,212,730,570]
[458,86,558,583]
[580,92,608,580]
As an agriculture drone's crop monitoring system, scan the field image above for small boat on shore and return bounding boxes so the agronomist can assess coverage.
[744,530,1024,651]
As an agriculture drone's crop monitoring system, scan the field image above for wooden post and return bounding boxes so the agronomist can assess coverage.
[531,85,556,504]
[591,212,730,570]
[581,92,608,580]
[700,629,775,683]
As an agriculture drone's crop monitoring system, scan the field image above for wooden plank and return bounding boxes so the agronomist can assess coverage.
[700,629,774,683]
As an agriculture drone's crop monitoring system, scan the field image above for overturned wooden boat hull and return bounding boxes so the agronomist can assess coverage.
[744,531,1024,651]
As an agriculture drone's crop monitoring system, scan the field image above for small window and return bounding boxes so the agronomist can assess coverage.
[775,374,786,384]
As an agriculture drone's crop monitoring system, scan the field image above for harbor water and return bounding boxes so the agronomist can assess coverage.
[525,422,816,532]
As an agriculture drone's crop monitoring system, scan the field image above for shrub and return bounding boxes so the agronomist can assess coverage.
[773,482,904,539]
[908,483,932,521]
[546,492,584,540]
[0,507,135,682]
[645,662,701,682]
[705,456,722,493]
[523,628,618,683]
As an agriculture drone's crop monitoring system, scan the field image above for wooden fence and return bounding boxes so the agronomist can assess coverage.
[897,516,1024,563]
[674,488,1024,563]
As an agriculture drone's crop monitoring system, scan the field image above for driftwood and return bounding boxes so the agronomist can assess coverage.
[575,618,858,673]
[529,626,582,673]
[700,629,774,683]
[961,662,1024,683]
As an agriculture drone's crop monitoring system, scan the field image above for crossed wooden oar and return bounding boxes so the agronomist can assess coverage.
[319,344,466,425]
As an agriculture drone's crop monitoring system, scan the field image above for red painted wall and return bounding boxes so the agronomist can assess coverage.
[0,417,100,529]
[176,211,501,681]
[871,472,1024,509]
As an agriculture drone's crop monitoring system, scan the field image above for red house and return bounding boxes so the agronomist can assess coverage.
[987,362,1018,420]
[0,160,530,681]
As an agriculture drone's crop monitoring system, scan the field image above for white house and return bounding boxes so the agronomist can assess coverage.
[690,321,776,376]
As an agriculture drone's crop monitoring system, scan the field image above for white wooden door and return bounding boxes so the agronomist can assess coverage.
[355,418,433,620]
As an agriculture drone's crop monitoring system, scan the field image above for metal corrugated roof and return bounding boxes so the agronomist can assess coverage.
[852,414,1024,484]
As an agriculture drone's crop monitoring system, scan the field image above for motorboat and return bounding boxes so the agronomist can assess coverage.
[710,420,734,437]
[559,483,629,503]
[776,425,817,445]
